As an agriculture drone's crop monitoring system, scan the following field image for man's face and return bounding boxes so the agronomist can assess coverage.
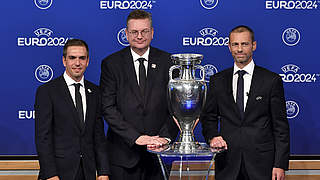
[125,18,154,54]
[228,31,256,67]
[63,46,89,82]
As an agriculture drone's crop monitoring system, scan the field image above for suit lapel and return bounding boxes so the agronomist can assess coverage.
[144,47,159,105]
[123,48,143,104]
[83,81,94,134]
[244,66,262,116]
[58,76,83,132]
[224,68,241,117]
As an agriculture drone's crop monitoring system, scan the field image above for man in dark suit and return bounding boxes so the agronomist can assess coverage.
[100,10,177,180]
[35,39,110,180]
[200,25,290,180]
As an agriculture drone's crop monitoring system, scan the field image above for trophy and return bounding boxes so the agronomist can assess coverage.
[168,53,207,153]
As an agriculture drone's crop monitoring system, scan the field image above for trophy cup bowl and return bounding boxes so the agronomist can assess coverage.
[168,53,207,154]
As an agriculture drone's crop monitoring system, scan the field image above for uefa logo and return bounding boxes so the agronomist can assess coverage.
[282,28,300,46]
[35,65,53,83]
[34,0,53,10]
[200,64,218,82]
[286,100,299,119]
[200,0,219,9]
[34,28,53,37]
[117,28,129,46]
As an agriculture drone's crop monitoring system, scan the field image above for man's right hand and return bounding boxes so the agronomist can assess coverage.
[47,176,60,180]
[135,135,166,148]
[209,136,228,150]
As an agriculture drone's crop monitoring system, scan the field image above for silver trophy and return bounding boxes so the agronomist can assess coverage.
[168,53,207,153]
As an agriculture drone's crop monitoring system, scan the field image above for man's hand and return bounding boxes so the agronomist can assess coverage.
[47,176,60,180]
[147,136,169,149]
[209,136,228,149]
[97,175,109,180]
[135,135,157,145]
[272,167,285,180]
[135,135,168,148]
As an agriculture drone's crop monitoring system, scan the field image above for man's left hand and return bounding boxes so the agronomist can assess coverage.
[272,167,285,180]
[97,175,109,180]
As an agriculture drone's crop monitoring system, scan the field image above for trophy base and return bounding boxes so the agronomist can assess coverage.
[171,141,212,154]
[147,142,220,156]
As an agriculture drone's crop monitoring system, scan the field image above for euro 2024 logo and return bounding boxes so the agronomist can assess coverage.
[183,27,229,46]
[117,28,129,46]
[282,27,300,46]
[35,65,53,83]
[286,100,299,119]
[200,0,218,9]
[34,0,53,10]
[279,64,319,83]
[100,0,154,10]
[17,27,70,47]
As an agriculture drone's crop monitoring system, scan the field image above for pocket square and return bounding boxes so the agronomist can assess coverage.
[256,96,262,101]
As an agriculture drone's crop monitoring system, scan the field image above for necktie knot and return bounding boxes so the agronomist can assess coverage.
[237,70,246,77]
[138,58,146,64]
[137,58,145,65]
[73,83,81,91]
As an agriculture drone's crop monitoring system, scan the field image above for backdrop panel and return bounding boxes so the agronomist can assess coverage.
[1,0,319,155]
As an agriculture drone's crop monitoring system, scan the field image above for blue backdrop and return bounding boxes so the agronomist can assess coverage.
[1,0,319,155]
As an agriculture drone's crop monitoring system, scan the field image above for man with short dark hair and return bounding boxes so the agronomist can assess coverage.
[35,39,110,180]
[100,10,177,180]
[200,25,290,180]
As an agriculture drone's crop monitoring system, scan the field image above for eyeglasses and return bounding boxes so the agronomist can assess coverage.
[128,29,151,37]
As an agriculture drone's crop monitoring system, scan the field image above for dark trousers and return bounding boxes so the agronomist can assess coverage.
[236,156,250,180]
[110,152,163,180]
[75,159,86,180]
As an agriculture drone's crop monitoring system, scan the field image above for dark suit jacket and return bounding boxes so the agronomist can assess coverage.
[35,76,110,180]
[200,65,290,180]
[100,46,178,168]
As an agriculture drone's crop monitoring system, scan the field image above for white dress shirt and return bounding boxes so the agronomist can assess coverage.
[232,60,255,111]
[131,47,150,85]
[63,72,87,121]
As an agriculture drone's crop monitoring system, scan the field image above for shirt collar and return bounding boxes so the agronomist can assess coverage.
[130,47,150,62]
[63,71,85,87]
[233,59,255,76]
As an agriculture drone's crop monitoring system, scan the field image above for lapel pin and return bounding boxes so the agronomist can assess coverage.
[151,64,156,69]
[88,89,92,93]
[256,96,262,100]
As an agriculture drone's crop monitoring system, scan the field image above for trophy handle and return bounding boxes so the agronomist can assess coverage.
[169,65,181,80]
[194,65,205,81]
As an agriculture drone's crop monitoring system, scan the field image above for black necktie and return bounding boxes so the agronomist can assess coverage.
[138,58,146,95]
[236,70,246,119]
[74,83,85,129]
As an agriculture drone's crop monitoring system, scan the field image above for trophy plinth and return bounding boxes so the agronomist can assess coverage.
[168,53,208,154]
